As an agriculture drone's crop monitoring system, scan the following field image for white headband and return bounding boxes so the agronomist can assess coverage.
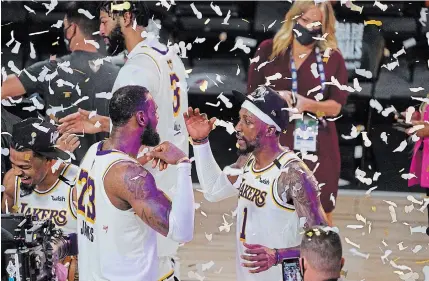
[241,100,281,132]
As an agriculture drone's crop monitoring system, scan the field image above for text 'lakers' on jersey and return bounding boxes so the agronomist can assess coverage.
[236,150,304,281]
[14,164,79,235]
[77,142,157,281]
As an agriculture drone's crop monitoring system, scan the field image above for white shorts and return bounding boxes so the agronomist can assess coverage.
[157,234,180,281]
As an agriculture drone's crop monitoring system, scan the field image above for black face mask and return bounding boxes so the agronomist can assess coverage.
[63,24,75,51]
[293,22,322,46]
[105,22,125,56]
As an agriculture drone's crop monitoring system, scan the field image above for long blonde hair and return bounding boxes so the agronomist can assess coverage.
[270,1,338,60]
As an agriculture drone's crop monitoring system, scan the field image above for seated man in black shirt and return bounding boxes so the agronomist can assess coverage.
[1,1,119,165]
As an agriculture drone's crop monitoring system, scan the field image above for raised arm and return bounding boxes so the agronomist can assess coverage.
[105,142,194,242]
[185,107,246,202]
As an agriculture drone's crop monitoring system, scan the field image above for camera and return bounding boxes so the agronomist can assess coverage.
[1,213,78,281]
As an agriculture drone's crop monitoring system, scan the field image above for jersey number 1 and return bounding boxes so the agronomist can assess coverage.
[170,73,181,117]
[240,207,248,241]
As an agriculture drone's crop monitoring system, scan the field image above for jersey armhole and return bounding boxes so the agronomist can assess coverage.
[69,185,78,220]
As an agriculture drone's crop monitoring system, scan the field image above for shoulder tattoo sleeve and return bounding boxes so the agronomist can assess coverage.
[278,161,327,229]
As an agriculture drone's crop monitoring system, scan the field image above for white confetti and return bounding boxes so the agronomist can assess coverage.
[230,38,250,54]
[77,8,95,19]
[410,225,426,234]
[327,76,355,93]
[202,260,215,271]
[58,61,73,74]
[384,200,398,208]
[393,47,406,59]
[222,10,231,25]
[236,65,240,75]
[393,140,407,153]
[369,99,383,113]
[307,85,322,96]
[341,125,360,140]
[29,30,49,36]
[398,242,408,251]
[32,123,50,133]
[250,56,260,64]
[215,74,224,84]
[6,31,15,47]
[42,0,58,15]
[265,73,282,86]
[194,37,206,44]
[345,237,360,248]
[389,205,397,223]
[72,96,89,107]
[405,204,414,214]
[419,198,429,213]
[210,2,222,16]
[22,69,37,82]
[361,132,372,147]
[410,87,425,93]
[11,41,21,54]
[214,119,235,135]
[56,79,75,88]
[24,5,36,14]
[368,221,372,234]
[84,39,100,49]
[356,214,366,224]
[1,148,10,156]
[215,267,223,274]
[407,195,423,205]
[390,260,412,271]
[401,173,417,180]
[257,58,275,71]
[75,83,81,96]
[204,232,212,242]
[1,67,7,83]
[310,63,319,78]
[95,92,113,99]
[403,37,417,49]
[217,93,232,108]
[381,249,392,264]
[353,78,362,92]
[51,20,63,29]
[382,60,400,71]
[219,214,233,232]
[190,3,202,19]
[382,105,396,117]
[355,69,373,79]
[347,225,364,229]
[349,248,370,259]
[381,132,388,144]
[23,106,36,112]
[301,151,318,162]
[206,101,220,107]
[382,240,388,247]
[373,1,388,11]
[30,42,36,59]
[373,172,382,182]
[412,245,422,254]
[200,210,207,217]
[94,121,101,128]
[30,96,44,110]
[330,193,336,207]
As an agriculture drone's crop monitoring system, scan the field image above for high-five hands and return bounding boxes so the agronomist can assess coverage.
[183,107,216,141]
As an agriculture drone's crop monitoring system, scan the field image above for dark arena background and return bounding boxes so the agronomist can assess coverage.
[1,1,429,281]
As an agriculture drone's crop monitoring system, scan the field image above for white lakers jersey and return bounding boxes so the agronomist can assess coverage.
[236,150,304,281]
[77,142,157,281]
[112,38,189,260]
[14,163,79,235]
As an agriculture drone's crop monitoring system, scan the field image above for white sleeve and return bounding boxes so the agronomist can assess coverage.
[192,141,239,202]
[166,162,194,243]
[112,55,160,95]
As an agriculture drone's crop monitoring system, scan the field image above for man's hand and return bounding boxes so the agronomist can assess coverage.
[241,243,277,273]
[58,108,104,134]
[56,133,80,153]
[146,141,189,169]
[183,107,216,141]
[408,120,429,138]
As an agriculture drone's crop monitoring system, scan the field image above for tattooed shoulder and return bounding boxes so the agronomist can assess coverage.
[122,163,155,202]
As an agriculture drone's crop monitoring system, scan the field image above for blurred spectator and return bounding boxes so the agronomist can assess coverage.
[1,1,119,165]
[406,100,429,230]
[299,226,344,281]
[247,1,348,225]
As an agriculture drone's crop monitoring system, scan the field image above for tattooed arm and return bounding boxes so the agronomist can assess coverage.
[241,161,327,273]
[105,161,194,242]
[279,161,328,229]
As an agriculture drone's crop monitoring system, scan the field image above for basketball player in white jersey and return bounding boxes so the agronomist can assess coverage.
[183,86,328,281]
[76,85,194,281]
[59,2,190,279]
[1,118,80,281]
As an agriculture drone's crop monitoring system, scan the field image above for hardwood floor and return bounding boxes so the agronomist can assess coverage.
[177,187,429,281]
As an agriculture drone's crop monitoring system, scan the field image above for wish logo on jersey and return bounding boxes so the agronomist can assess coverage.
[238,181,267,207]
[20,203,68,226]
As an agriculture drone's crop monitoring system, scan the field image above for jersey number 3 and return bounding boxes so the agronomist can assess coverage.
[170,73,181,117]
[77,169,96,223]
